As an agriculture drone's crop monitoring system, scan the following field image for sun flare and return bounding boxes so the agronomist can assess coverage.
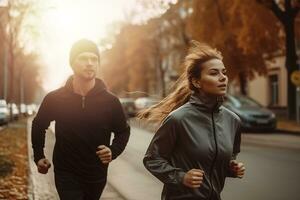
[38,0,132,91]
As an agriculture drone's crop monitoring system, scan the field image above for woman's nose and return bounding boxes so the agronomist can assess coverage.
[219,73,227,81]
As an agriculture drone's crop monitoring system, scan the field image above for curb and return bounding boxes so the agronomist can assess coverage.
[241,133,300,151]
[274,129,300,135]
[242,140,300,151]
[26,118,35,200]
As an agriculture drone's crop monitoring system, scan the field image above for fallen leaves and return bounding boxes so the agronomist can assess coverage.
[0,120,28,200]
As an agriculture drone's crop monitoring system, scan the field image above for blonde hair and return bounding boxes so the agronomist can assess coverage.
[138,41,223,123]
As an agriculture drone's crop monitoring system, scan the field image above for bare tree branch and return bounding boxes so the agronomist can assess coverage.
[270,0,286,22]
[257,0,286,22]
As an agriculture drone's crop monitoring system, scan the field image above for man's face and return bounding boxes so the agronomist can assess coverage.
[71,52,99,81]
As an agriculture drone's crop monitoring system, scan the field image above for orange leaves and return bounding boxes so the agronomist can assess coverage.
[188,0,284,80]
[0,121,29,200]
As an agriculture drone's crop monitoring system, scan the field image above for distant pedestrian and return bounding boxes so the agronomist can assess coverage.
[31,39,130,200]
[139,41,245,200]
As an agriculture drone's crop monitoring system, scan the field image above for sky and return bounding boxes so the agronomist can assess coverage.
[34,0,136,91]
[0,0,8,7]
[27,0,176,92]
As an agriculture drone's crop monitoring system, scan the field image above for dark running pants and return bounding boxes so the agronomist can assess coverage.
[54,171,106,200]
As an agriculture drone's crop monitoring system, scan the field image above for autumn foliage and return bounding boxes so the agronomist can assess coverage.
[99,0,299,118]
[0,121,28,200]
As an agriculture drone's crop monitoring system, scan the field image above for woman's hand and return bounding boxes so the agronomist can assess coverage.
[230,160,245,178]
[183,169,205,188]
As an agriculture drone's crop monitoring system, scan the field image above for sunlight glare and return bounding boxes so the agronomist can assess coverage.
[38,0,132,91]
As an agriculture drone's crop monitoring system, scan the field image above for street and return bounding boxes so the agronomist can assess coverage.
[28,120,300,200]
[222,145,300,200]
[108,124,300,200]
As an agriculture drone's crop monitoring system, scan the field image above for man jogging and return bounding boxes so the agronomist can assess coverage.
[31,39,130,200]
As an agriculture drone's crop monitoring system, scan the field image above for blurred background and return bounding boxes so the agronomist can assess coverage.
[0,0,300,200]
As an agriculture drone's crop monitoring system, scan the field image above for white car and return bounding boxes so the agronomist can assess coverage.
[134,97,159,111]
[7,103,19,120]
[0,100,9,125]
[119,98,136,117]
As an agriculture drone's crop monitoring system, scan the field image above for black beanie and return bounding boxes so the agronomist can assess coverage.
[69,39,100,65]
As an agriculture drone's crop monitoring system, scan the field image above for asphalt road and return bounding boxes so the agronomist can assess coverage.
[108,125,300,200]
[26,118,300,200]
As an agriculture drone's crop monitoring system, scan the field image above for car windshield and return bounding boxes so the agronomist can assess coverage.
[227,95,261,108]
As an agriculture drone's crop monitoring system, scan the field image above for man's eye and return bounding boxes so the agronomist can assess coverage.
[79,57,86,61]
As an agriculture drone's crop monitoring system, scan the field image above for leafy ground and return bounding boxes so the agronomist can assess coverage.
[0,120,28,200]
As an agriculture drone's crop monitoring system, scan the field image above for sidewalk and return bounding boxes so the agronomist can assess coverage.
[276,119,300,134]
[27,118,124,200]
[131,118,300,135]
[242,133,300,151]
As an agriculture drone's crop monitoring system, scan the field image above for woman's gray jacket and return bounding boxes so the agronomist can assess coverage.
[143,94,241,200]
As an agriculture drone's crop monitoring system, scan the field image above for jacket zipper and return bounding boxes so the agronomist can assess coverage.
[82,96,85,109]
[208,112,219,200]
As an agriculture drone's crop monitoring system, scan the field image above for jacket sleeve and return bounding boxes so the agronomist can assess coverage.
[232,119,241,157]
[110,97,130,160]
[226,117,242,177]
[31,94,54,164]
[143,115,186,188]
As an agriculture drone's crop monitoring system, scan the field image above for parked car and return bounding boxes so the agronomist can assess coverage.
[0,100,9,125]
[223,95,277,131]
[20,103,27,116]
[26,104,37,116]
[119,98,136,117]
[134,97,159,111]
[7,103,19,120]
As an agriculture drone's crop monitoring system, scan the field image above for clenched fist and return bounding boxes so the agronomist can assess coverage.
[183,169,205,188]
[96,145,112,164]
[36,158,51,174]
[230,160,245,178]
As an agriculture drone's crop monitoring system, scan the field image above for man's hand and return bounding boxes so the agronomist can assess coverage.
[96,145,112,164]
[37,158,51,174]
[230,160,245,178]
[183,169,205,188]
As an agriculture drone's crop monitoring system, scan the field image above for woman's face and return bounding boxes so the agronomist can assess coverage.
[195,58,228,96]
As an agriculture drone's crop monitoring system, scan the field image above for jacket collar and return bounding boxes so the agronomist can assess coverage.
[189,91,224,113]
[64,75,107,96]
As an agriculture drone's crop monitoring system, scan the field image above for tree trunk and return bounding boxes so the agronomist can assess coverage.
[8,34,15,121]
[265,0,299,119]
[283,16,298,119]
[157,55,166,97]
[239,72,248,95]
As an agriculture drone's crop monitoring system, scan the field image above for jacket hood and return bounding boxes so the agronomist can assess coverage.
[189,91,224,112]
[64,76,107,96]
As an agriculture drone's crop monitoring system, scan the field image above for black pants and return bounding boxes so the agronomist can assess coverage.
[54,171,106,200]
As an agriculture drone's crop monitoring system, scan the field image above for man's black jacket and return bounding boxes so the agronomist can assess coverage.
[32,77,130,182]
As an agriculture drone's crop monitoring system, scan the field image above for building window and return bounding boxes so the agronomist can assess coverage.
[269,74,279,106]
